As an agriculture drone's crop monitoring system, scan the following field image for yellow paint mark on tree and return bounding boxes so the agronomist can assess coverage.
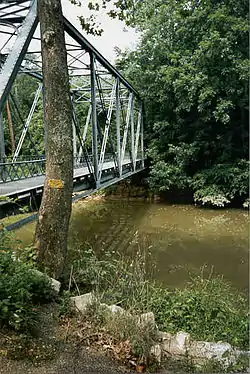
[48,179,64,189]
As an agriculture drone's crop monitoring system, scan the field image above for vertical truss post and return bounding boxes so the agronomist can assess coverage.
[141,102,144,168]
[121,92,133,168]
[130,93,135,171]
[90,52,98,186]
[0,111,5,182]
[116,78,121,177]
[0,111,5,163]
[78,104,91,159]
[97,79,116,181]
[134,103,142,169]
[71,101,94,176]
[72,119,77,164]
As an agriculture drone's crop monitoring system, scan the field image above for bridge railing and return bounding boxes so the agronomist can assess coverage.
[0,1,145,190]
[0,152,131,183]
[0,158,46,183]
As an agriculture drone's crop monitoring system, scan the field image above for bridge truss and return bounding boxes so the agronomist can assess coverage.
[0,0,145,197]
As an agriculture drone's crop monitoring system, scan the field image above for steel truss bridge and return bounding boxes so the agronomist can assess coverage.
[0,0,145,204]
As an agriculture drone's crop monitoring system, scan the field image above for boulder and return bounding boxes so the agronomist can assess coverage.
[189,340,232,360]
[161,331,190,356]
[159,330,244,369]
[106,304,125,314]
[50,277,61,293]
[150,344,162,363]
[189,340,239,368]
[31,269,61,293]
[138,312,156,329]
[71,293,94,313]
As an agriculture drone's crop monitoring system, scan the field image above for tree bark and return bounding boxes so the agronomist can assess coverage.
[35,0,73,278]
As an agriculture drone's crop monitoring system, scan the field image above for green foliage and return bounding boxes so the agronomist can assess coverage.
[74,0,137,36]
[69,247,118,293]
[69,246,248,350]
[0,234,56,331]
[147,276,248,350]
[15,244,38,266]
[116,0,249,206]
[192,160,249,206]
[3,74,44,158]
[59,291,74,317]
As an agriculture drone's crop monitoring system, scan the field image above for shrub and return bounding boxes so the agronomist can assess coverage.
[69,247,119,293]
[85,302,158,360]
[68,246,248,350]
[192,160,249,207]
[0,250,56,331]
[147,275,248,349]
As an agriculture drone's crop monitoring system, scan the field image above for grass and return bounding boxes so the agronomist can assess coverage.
[0,212,33,227]
[1,227,248,372]
[147,274,248,349]
[85,301,159,362]
[66,245,249,351]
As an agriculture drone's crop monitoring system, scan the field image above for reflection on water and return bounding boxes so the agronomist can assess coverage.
[16,198,249,292]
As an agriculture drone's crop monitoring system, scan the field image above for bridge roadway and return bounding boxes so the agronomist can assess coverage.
[0,158,137,199]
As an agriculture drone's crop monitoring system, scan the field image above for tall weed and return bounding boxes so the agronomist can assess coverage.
[70,245,248,349]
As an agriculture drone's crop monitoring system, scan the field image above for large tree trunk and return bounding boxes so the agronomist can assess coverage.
[35,0,73,279]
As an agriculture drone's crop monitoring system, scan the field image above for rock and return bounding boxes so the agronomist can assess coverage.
[189,340,232,360]
[106,304,125,314]
[189,340,238,368]
[150,344,162,363]
[161,331,190,356]
[159,330,243,369]
[159,331,172,341]
[50,277,61,293]
[71,293,94,313]
[31,269,61,293]
[138,312,155,329]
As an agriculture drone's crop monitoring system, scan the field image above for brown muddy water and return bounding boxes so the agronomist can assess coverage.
[15,197,248,292]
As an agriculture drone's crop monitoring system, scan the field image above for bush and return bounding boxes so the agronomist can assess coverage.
[69,247,119,293]
[85,302,159,360]
[0,250,56,331]
[192,160,249,207]
[68,246,248,350]
[147,275,248,349]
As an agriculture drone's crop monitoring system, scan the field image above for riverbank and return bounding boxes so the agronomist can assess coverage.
[0,235,248,373]
[1,193,248,372]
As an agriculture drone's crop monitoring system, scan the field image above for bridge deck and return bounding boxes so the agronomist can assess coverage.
[0,158,134,198]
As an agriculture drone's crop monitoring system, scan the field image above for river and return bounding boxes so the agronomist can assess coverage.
[15,197,248,292]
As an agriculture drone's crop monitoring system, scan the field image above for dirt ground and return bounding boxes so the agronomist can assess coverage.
[0,303,133,374]
[0,302,176,374]
[0,345,131,374]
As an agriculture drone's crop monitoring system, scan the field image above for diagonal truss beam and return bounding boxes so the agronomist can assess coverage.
[63,17,139,97]
[97,79,117,181]
[0,0,38,111]
[12,81,42,162]
[0,1,145,188]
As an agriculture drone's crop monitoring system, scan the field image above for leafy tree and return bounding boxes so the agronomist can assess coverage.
[116,0,249,206]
